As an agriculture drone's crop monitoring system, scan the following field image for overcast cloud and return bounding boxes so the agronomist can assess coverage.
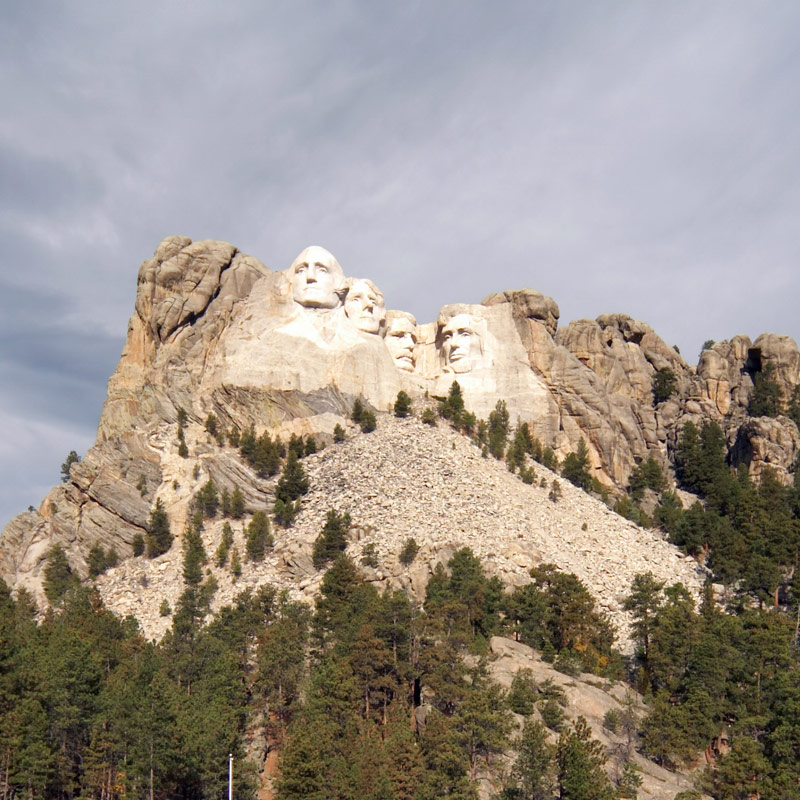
[1,0,799,526]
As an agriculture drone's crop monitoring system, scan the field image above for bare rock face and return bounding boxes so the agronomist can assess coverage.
[753,333,800,400]
[482,288,560,337]
[488,637,697,800]
[1,234,799,603]
[731,416,800,482]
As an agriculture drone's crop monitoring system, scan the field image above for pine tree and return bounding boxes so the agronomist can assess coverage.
[220,487,231,517]
[488,400,510,459]
[132,533,145,557]
[455,677,513,779]
[383,703,425,800]
[652,368,677,404]
[215,522,234,566]
[60,450,81,483]
[542,447,558,471]
[313,555,364,641]
[419,709,476,800]
[394,390,412,418]
[627,457,666,500]
[196,479,219,517]
[623,572,665,663]
[274,715,343,800]
[616,761,642,799]
[288,433,305,459]
[507,669,538,716]
[230,547,242,577]
[556,717,615,800]
[675,422,703,493]
[182,526,206,586]
[274,498,299,527]
[399,537,419,565]
[312,510,351,569]
[230,486,245,519]
[360,410,377,433]
[246,511,273,562]
[561,439,592,490]
[440,381,465,427]
[749,362,782,417]
[275,451,310,504]
[422,407,437,426]
[257,600,310,735]
[513,719,554,800]
[87,544,109,578]
[43,545,78,603]
[239,424,257,462]
[146,499,173,558]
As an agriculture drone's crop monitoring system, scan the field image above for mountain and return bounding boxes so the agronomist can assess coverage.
[1,235,798,624]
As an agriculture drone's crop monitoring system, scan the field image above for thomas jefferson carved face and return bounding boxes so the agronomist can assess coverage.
[289,246,345,309]
[344,279,386,334]
[385,313,417,371]
[441,313,483,373]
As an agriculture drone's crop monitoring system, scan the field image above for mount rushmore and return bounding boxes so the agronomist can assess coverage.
[1,235,799,599]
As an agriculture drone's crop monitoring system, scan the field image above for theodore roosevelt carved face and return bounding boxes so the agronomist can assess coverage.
[441,313,483,373]
[289,246,345,309]
[344,278,386,334]
[384,311,417,371]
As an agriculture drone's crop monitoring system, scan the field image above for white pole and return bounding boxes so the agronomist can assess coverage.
[229,753,233,800]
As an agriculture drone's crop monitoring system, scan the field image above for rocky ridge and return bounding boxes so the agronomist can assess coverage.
[94,414,703,648]
[1,235,798,612]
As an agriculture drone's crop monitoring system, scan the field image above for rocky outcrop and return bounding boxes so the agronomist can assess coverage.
[88,415,703,647]
[487,637,698,800]
[1,235,799,606]
[731,416,800,480]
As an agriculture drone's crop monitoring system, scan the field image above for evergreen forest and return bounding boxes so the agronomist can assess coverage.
[5,384,800,800]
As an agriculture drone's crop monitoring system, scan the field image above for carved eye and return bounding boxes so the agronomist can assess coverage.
[315,262,328,273]
[296,263,308,273]
[443,331,452,340]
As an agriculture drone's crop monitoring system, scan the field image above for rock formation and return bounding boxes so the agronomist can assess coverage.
[2,235,799,614]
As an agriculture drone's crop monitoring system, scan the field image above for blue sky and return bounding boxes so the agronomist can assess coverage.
[2,1,799,526]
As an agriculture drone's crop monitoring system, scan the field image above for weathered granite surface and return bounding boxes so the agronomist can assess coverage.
[1,236,799,606]
[89,415,703,648]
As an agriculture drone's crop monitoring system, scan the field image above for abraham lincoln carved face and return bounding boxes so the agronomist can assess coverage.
[441,313,483,373]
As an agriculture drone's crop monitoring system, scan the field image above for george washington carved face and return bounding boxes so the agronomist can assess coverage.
[344,278,386,334]
[289,246,345,309]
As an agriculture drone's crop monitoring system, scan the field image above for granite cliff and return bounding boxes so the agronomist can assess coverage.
[2,236,799,624]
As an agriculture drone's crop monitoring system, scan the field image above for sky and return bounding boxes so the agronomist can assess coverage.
[1,0,799,527]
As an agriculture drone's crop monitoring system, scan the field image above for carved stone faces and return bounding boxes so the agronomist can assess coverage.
[384,311,417,371]
[345,279,386,334]
[441,313,483,373]
[290,246,345,309]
